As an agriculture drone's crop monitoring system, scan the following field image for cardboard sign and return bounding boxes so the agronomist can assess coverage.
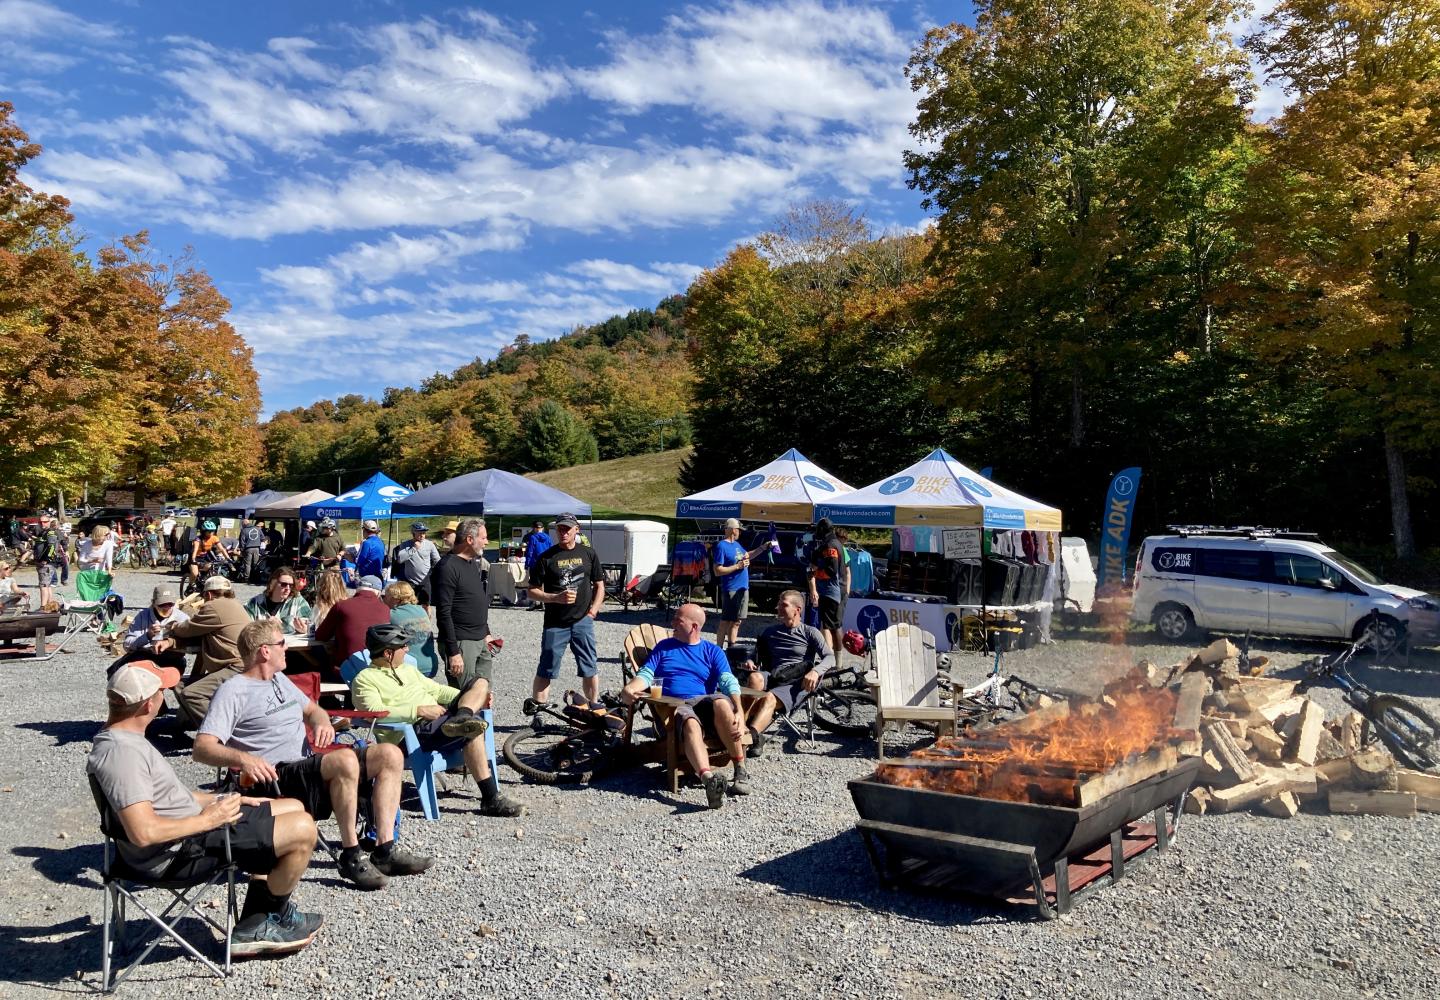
[219,518,236,530]
[942,527,981,560]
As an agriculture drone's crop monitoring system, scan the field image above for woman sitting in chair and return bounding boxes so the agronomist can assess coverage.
[382,581,439,678]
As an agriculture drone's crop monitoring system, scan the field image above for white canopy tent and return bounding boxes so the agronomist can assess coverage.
[675,448,855,524]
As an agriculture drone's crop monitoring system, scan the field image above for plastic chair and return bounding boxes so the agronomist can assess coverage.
[89,775,237,991]
[66,569,122,634]
[337,653,496,821]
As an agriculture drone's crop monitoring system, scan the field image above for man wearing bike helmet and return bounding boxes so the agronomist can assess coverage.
[351,624,523,817]
[189,519,230,586]
[306,519,345,570]
[738,590,834,755]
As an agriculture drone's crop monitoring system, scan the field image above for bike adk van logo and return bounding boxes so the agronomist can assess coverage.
[1156,550,1192,570]
[1113,475,1135,497]
[802,475,835,493]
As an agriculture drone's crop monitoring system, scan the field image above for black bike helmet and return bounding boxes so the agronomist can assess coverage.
[365,622,410,653]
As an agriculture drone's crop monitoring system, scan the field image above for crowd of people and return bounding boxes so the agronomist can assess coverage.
[73,509,854,962]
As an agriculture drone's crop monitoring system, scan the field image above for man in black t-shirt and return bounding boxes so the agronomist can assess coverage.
[524,513,604,709]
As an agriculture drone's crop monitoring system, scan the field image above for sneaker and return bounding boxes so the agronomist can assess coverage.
[730,764,753,796]
[440,711,488,739]
[275,899,324,938]
[337,850,389,891]
[231,910,317,958]
[371,846,433,877]
[747,726,766,759]
[478,794,524,818]
[701,770,727,810]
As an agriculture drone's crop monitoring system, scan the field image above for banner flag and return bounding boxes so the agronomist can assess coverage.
[1096,467,1142,593]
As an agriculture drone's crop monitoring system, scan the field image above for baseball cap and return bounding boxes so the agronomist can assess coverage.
[358,575,384,591]
[410,521,427,532]
[108,661,181,706]
[555,513,580,528]
[151,584,178,606]
[724,517,741,531]
[203,575,233,592]
[362,519,379,531]
[305,520,316,529]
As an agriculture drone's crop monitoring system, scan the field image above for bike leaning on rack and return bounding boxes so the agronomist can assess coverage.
[1299,628,1440,773]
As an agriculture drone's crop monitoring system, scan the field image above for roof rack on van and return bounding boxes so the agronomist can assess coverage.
[1166,525,1323,541]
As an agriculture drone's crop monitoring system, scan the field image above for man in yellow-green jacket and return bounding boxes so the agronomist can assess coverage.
[349,624,523,818]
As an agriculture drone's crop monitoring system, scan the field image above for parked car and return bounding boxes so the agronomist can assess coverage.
[1131,527,1440,648]
[75,507,147,539]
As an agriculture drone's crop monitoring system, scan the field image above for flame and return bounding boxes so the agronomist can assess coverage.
[874,672,1178,805]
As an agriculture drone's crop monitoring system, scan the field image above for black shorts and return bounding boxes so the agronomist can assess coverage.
[266,749,362,822]
[755,669,813,714]
[818,596,843,631]
[413,716,470,757]
[159,803,277,880]
[673,692,729,740]
[413,580,432,606]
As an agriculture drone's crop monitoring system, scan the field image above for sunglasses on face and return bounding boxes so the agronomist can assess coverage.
[276,580,295,588]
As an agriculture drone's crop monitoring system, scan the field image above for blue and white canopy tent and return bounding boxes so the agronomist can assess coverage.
[675,448,854,524]
[815,449,1062,530]
[298,472,412,523]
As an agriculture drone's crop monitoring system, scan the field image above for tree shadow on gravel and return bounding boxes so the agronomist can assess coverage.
[16,720,103,748]
[742,830,1021,927]
[12,843,104,889]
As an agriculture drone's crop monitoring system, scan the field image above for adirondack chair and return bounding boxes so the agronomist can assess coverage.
[619,622,670,683]
[871,623,953,759]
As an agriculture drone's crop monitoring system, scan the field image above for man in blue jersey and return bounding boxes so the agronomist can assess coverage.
[621,603,750,808]
[356,520,386,581]
[711,518,772,650]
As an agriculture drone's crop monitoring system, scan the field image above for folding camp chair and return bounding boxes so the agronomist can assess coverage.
[65,569,123,635]
[726,642,819,751]
[871,623,954,759]
[89,776,238,991]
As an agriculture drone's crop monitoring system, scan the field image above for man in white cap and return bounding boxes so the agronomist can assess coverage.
[88,660,324,955]
[356,519,385,581]
[111,583,190,676]
[391,521,441,609]
[711,518,772,650]
[170,576,249,728]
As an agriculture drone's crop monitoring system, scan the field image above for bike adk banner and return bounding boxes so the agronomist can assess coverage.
[1095,467,1141,594]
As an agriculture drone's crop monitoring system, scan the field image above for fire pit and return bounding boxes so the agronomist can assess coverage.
[849,674,1200,918]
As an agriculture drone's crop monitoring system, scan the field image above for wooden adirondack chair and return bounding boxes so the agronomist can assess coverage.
[871,623,952,759]
[620,622,671,682]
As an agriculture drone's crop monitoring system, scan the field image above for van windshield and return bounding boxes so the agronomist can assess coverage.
[1324,550,1382,586]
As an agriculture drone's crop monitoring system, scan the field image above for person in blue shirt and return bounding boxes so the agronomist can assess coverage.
[621,603,751,808]
[356,520,386,581]
[522,521,553,571]
[711,518,772,650]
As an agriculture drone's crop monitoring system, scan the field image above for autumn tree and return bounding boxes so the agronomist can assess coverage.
[1243,0,1440,556]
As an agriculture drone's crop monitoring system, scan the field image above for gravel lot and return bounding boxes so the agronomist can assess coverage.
[1,567,1437,999]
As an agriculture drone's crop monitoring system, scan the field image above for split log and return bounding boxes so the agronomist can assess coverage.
[1337,712,1364,755]
[1197,749,1230,786]
[1226,678,1298,715]
[1193,638,1239,668]
[1203,722,1258,783]
[1257,695,1308,726]
[1076,747,1180,807]
[1274,763,1318,796]
[1396,769,1440,814]
[1313,730,1347,763]
[1349,749,1398,791]
[1172,672,1208,734]
[1260,791,1299,818]
[1287,699,1326,766]
[1184,787,1211,815]
[1315,757,1354,786]
[1248,725,1287,763]
[1210,772,1288,812]
[1202,715,1248,740]
[1328,790,1417,818]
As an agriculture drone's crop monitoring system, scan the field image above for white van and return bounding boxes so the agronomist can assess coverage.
[1131,528,1440,647]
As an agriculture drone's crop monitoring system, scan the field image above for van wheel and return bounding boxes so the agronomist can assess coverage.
[1153,604,1195,642]
[1354,614,1405,655]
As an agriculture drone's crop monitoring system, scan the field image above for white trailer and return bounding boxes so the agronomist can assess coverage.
[554,519,670,583]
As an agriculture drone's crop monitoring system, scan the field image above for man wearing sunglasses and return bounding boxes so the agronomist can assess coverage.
[525,513,605,711]
[194,620,427,892]
[244,567,313,635]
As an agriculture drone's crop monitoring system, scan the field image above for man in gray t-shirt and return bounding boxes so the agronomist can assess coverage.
[87,661,323,957]
[739,590,836,747]
[391,522,442,607]
[199,672,308,765]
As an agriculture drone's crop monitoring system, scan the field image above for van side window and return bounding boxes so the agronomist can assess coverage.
[1273,554,1343,589]
[1197,548,1269,582]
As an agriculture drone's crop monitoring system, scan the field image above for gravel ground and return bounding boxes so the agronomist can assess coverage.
[1,567,1437,999]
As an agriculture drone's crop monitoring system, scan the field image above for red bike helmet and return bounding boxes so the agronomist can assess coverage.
[843,630,868,656]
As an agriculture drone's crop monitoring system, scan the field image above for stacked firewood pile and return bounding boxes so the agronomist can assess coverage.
[1159,640,1439,819]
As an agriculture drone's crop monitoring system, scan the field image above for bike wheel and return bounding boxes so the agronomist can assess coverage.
[502,724,606,784]
[811,687,877,737]
[1364,695,1440,773]
[129,546,144,569]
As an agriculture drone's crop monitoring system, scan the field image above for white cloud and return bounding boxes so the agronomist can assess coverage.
[31,144,228,211]
[1233,0,1292,122]
[326,228,526,284]
[0,0,118,41]
[566,258,704,295]
[576,0,915,134]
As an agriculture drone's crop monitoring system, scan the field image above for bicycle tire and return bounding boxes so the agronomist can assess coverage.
[128,545,144,569]
[811,687,877,737]
[501,724,607,785]
[1364,695,1440,773]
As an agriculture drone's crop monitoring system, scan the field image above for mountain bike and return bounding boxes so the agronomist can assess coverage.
[502,692,637,785]
[1298,628,1440,773]
[939,646,1060,730]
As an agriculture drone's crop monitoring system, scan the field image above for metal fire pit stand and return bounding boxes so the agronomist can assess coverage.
[855,783,1194,920]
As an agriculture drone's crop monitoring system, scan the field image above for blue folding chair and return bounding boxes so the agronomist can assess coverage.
[338,652,496,821]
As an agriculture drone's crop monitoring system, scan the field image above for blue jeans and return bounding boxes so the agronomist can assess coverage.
[536,616,598,680]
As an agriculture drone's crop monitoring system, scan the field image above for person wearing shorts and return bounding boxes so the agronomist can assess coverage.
[525,513,605,708]
[351,623,522,817]
[620,603,750,808]
[33,515,65,609]
[807,518,850,652]
[739,590,835,753]
[711,518,770,649]
[193,619,427,892]
[87,661,323,957]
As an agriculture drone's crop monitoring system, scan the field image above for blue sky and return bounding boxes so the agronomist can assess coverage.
[3,0,953,415]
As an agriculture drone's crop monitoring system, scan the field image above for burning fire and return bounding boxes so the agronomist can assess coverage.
[875,674,1179,805]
